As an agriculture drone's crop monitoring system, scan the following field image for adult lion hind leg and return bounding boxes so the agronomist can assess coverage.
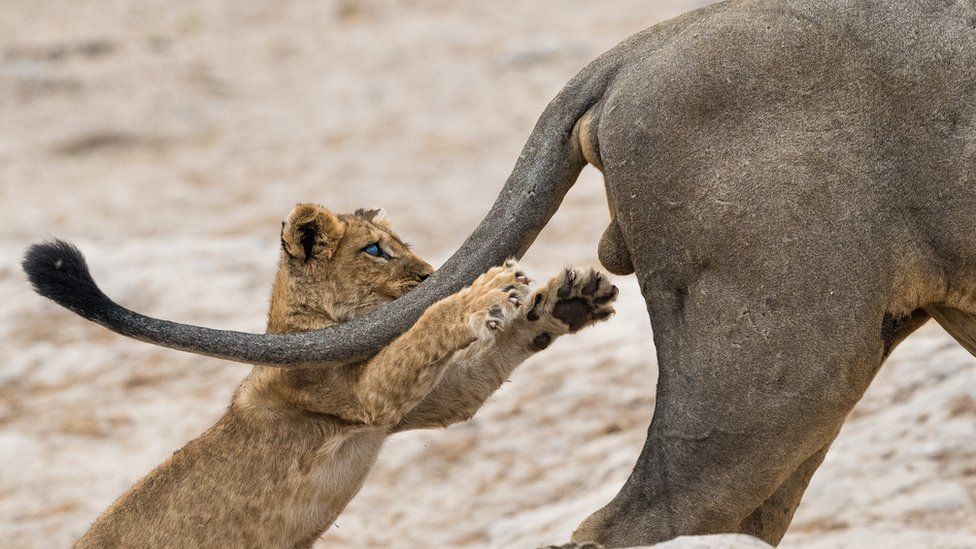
[926,305,976,358]
[736,439,832,544]
[739,307,929,543]
[573,261,894,547]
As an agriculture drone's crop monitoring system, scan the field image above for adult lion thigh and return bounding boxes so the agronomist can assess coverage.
[573,235,895,547]
[737,309,928,544]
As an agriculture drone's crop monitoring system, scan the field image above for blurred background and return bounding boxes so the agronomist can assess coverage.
[1,1,974,547]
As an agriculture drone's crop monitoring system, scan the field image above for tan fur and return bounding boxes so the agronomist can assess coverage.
[575,106,603,173]
[77,204,617,548]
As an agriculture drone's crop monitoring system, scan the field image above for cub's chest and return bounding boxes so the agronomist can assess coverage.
[302,428,387,503]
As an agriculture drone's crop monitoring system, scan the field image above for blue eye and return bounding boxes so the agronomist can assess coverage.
[363,243,382,257]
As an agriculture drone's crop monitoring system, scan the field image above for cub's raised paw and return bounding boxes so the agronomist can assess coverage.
[463,260,531,339]
[528,267,617,333]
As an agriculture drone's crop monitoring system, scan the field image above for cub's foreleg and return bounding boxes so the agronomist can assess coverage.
[352,262,529,426]
[394,266,618,431]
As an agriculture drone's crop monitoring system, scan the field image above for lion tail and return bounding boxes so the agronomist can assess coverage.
[21,58,619,368]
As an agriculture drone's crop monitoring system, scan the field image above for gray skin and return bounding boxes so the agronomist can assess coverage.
[22,0,976,545]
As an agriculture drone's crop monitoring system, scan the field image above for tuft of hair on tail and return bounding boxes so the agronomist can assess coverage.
[22,240,114,322]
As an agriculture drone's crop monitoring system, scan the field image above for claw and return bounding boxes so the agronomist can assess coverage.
[582,271,601,295]
[594,285,619,304]
[487,319,500,330]
[557,269,575,298]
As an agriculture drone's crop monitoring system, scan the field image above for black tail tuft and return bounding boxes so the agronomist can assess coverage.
[22,240,114,321]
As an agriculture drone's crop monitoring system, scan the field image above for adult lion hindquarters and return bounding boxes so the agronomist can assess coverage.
[574,0,976,545]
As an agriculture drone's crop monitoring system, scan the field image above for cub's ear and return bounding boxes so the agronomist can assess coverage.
[354,207,390,228]
[281,204,345,263]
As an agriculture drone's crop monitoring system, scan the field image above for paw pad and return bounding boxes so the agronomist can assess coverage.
[531,332,553,351]
[533,267,618,333]
[527,293,544,321]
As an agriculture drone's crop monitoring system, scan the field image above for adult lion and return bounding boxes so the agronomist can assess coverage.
[23,0,976,546]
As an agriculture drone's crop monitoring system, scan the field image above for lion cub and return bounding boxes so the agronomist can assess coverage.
[77,204,618,548]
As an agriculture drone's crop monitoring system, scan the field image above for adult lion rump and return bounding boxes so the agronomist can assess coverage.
[23,0,976,545]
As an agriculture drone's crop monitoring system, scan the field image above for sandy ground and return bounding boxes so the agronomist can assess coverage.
[1,1,975,547]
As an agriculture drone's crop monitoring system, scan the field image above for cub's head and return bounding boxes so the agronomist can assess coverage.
[268,203,434,333]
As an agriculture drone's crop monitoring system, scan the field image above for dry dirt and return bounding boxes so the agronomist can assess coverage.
[1,1,974,547]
